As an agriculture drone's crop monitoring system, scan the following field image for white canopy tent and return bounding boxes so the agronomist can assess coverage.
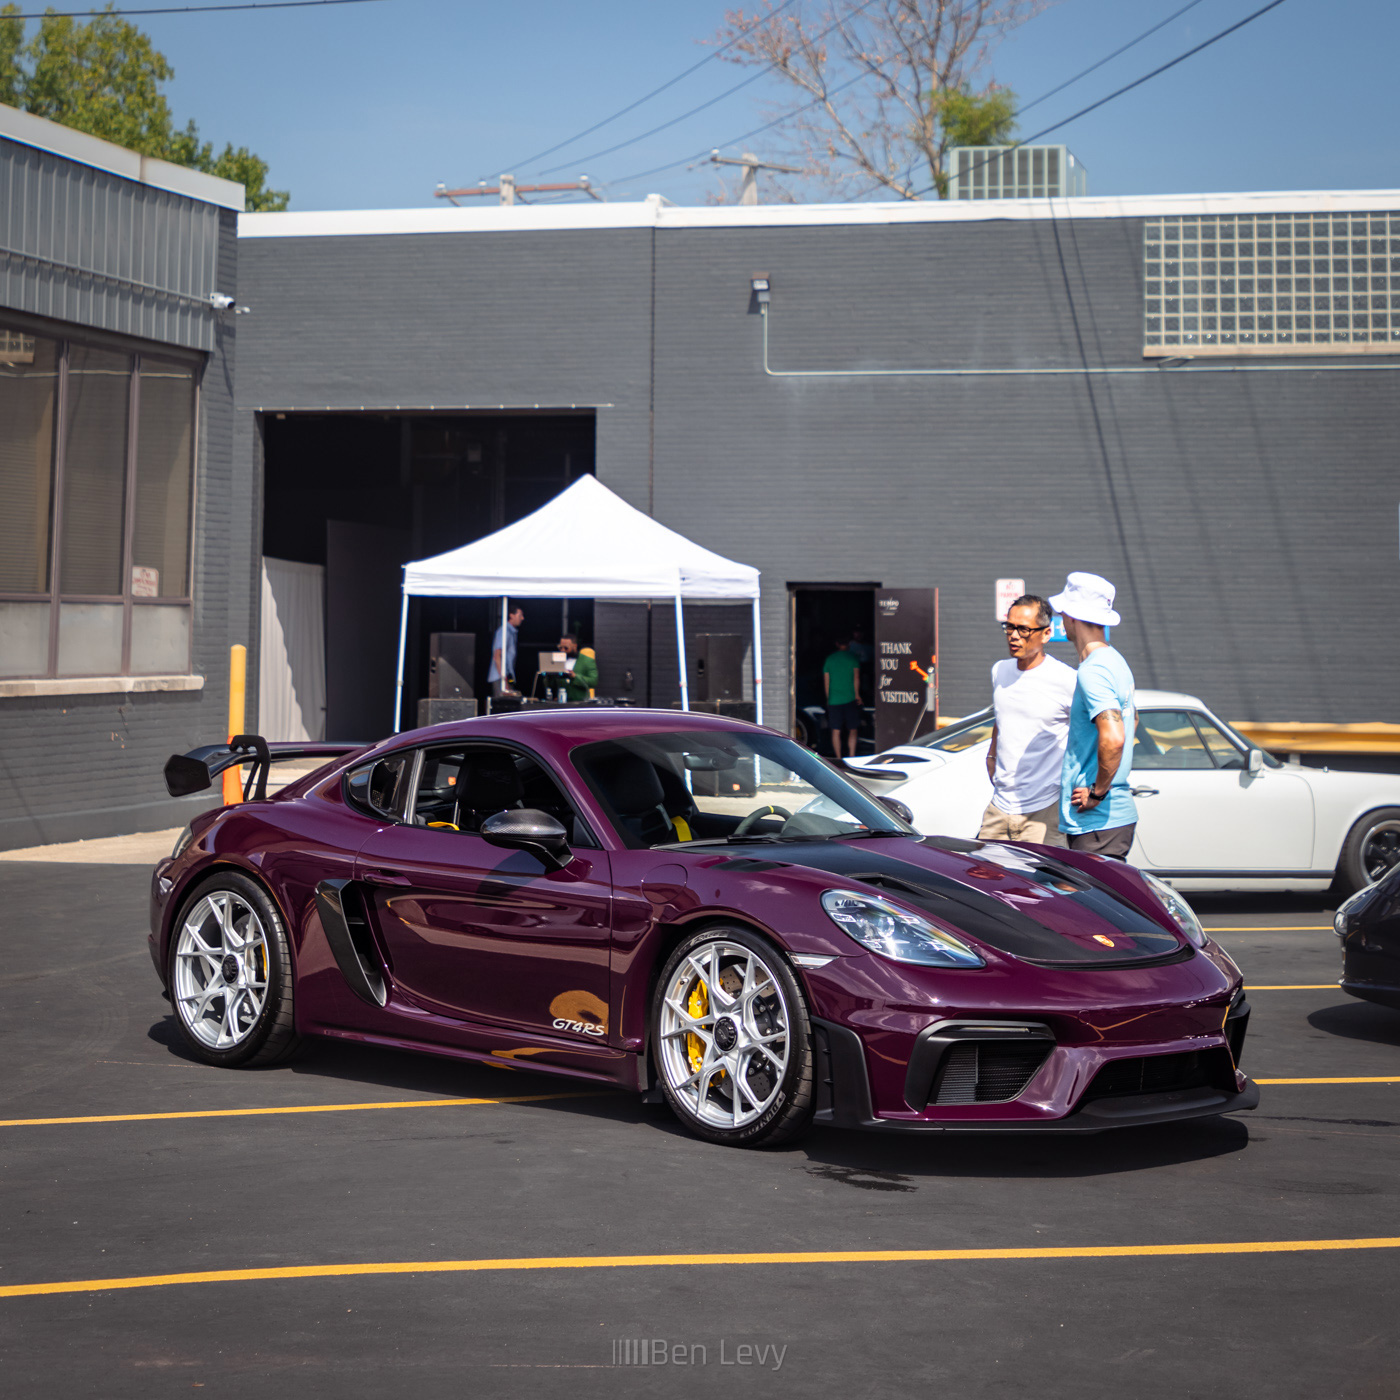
[393,474,762,731]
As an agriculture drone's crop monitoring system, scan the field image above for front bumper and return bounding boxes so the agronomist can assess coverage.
[811,1018,1258,1134]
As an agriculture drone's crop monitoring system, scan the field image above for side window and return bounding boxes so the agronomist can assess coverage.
[345,752,414,819]
[410,745,595,847]
[1132,711,1215,770]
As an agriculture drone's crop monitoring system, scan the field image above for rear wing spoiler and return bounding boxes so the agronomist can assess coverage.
[163,735,369,801]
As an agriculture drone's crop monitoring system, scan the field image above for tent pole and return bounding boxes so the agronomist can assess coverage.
[393,590,409,734]
[751,593,763,728]
[674,594,690,712]
[750,591,764,789]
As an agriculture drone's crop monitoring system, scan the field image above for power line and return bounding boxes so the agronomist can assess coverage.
[1018,0,1208,115]
[0,0,385,15]
[540,0,883,183]
[537,68,771,177]
[913,0,1292,197]
[498,0,803,177]
[608,69,871,188]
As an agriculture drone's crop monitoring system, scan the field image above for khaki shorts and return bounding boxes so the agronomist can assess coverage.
[978,798,1068,847]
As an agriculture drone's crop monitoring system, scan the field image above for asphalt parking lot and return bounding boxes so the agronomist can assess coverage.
[2,853,1398,1399]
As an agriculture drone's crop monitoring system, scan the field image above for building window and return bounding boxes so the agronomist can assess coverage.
[1143,211,1400,357]
[0,320,199,679]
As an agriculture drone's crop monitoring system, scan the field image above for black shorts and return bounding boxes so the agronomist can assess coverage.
[826,701,860,731]
[1067,823,1136,860]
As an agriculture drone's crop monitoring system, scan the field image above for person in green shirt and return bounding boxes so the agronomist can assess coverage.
[559,634,598,702]
[822,638,862,759]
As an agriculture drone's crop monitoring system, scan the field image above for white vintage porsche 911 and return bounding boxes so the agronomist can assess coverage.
[848,689,1400,895]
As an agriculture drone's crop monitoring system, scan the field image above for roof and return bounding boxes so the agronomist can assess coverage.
[366,705,765,759]
[401,475,760,601]
[0,102,245,211]
[240,188,1400,240]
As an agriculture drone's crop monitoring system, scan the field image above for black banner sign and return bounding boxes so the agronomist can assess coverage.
[874,588,938,753]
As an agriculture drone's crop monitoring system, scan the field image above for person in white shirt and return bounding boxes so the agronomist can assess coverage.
[978,594,1076,846]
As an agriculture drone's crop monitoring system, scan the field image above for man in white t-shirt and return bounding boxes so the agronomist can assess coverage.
[978,594,1076,847]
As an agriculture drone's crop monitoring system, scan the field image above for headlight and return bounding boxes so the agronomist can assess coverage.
[1142,872,1207,948]
[820,889,984,968]
[171,824,194,860]
[1334,884,1379,941]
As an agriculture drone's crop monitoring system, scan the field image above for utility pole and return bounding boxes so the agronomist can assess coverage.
[434,175,601,207]
[709,150,803,205]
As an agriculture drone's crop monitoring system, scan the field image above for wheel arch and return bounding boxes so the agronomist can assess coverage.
[161,858,298,978]
[641,912,803,1093]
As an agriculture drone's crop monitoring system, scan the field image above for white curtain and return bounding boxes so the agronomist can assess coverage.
[259,557,326,741]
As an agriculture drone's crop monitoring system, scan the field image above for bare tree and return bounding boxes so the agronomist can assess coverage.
[711,0,1054,201]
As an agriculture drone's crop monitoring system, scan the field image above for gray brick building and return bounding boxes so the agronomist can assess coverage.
[237,192,1400,747]
[0,107,245,849]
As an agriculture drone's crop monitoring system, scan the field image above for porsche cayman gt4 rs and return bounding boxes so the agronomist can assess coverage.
[150,711,1256,1148]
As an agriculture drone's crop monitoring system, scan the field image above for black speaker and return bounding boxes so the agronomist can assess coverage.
[692,633,746,701]
[417,697,478,727]
[429,632,476,699]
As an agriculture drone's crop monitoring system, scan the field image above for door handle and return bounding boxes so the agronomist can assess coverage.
[1130,786,1159,798]
[363,870,412,887]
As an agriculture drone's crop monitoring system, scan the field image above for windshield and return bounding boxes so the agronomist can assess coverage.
[909,708,994,753]
[572,729,911,849]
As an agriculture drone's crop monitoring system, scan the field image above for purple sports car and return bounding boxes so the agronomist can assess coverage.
[151,710,1256,1148]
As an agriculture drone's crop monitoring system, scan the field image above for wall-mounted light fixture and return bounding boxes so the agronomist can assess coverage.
[751,275,770,305]
[209,292,251,315]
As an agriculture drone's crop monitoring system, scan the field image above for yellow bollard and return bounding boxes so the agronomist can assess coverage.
[222,644,247,805]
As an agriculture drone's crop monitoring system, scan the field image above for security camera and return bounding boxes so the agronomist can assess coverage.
[209,293,235,310]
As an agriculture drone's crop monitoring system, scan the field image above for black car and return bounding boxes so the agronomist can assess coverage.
[1337,861,1400,1008]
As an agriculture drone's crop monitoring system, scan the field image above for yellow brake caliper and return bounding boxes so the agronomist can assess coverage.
[686,977,709,1074]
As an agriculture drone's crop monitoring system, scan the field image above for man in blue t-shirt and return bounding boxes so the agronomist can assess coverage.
[1048,573,1138,859]
[488,605,524,698]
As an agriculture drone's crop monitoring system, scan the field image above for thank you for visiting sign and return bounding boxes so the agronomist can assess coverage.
[874,588,937,752]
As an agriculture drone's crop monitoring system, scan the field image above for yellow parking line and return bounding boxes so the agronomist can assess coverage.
[1248,985,1337,991]
[1203,926,1332,933]
[1255,1077,1399,1085]
[0,1092,597,1129]
[5,1238,1400,1299]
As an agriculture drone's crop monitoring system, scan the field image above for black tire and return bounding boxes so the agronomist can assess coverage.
[651,924,814,1149]
[1337,808,1400,895]
[166,870,300,1068]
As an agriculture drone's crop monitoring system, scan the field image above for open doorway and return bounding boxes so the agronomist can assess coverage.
[788,583,878,755]
[260,411,595,740]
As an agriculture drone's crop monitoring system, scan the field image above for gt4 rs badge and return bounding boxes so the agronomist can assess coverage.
[549,989,608,1038]
[553,1017,606,1037]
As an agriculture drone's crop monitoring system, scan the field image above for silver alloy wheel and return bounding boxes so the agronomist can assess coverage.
[172,891,270,1049]
[1361,819,1400,884]
[657,939,791,1130]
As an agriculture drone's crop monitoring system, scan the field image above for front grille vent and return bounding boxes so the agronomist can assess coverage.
[933,1041,1053,1105]
[1082,1048,1235,1102]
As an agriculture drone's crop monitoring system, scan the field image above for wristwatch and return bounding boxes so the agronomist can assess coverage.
[1087,787,1108,804]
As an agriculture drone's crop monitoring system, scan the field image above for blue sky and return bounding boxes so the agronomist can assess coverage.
[100,0,1400,209]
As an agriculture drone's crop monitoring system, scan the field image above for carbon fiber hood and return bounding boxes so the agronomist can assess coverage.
[765,837,1188,967]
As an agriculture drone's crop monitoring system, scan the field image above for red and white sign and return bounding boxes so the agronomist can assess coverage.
[131,566,160,598]
[994,578,1025,622]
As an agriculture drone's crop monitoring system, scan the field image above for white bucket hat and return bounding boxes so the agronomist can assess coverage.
[1048,572,1121,628]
